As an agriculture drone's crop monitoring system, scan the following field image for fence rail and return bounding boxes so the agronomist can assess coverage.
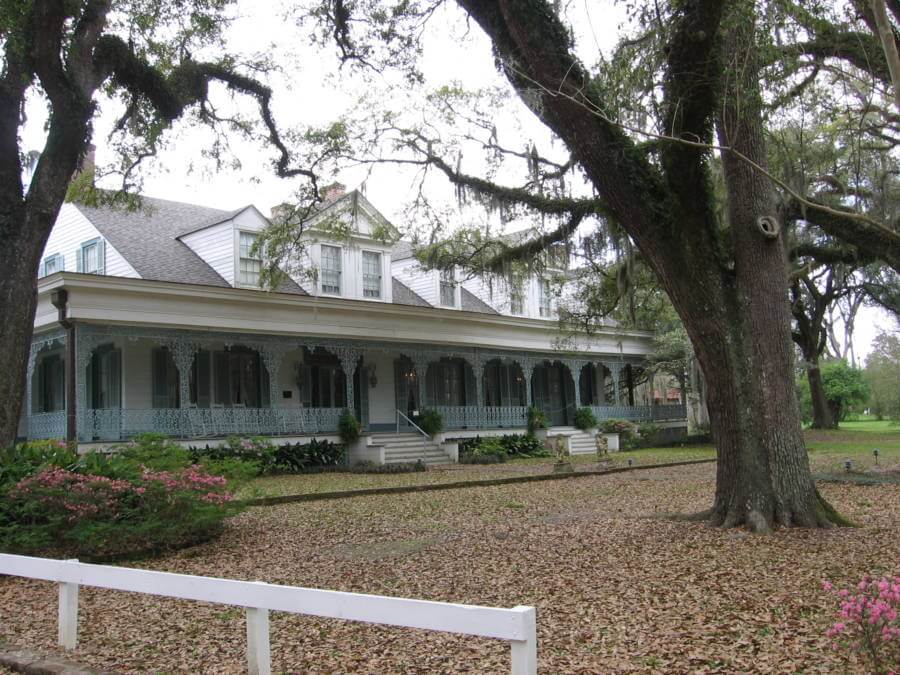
[0,553,537,674]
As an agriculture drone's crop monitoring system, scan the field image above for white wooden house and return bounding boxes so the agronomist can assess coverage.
[22,186,686,462]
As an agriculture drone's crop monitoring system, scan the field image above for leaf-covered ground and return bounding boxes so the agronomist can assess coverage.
[2,457,898,673]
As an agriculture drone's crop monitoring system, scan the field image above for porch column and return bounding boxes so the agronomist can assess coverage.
[625,363,635,406]
[26,346,38,420]
[596,362,607,404]
[74,326,97,442]
[259,344,291,409]
[335,347,362,412]
[605,361,623,406]
[521,356,536,407]
[472,352,484,429]
[569,359,586,409]
[161,338,201,409]
[412,352,431,411]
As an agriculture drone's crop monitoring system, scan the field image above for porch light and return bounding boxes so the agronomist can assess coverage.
[844,459,853,473]
[873,448,879,465]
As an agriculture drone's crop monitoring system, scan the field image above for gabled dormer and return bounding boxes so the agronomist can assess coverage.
[282,186,399,302]
[177,205,271,289]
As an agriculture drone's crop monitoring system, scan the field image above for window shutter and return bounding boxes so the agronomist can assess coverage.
[464,363,476,407]
[57,254,65,272]
[97,239,106,275]
[213,351,230,405]
[76,248,83,273]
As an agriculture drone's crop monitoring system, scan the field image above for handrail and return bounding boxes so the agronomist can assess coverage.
[396,409,430,439]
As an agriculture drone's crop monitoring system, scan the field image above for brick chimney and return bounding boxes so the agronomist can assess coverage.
[321,181,346,203]
[72,144,96,185]
[270,202,293,224]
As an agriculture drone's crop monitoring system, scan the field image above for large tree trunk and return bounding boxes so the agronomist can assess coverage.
[806,357,835,429]
[701,2,838,530]
[0,208,51,448]
[452,0,844,528]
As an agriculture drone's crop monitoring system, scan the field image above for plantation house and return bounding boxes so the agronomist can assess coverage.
[21,185,686,463]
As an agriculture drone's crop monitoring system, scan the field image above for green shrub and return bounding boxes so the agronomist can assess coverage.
[417,408,443,436]
[273,439,345,472]
[527,406,548,433]
[635,422,661,448]
[460,438,507,464]
[498,433,549,457]
[0,464,238,559]
[573,407,598,431]
[0,441,77,494]
[599,418,637,435]
[349,460,427,473]
[338,410,361,444]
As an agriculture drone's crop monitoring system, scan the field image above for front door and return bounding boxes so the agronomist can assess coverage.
[394,358,420,428]
[532,363,569,427]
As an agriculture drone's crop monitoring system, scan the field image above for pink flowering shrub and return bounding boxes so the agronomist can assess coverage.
[822,576,900,674]
[0,463,237,559]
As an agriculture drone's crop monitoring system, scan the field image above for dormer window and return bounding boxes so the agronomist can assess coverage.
[78,238,105,275]
[42,253,64,277]
[321,244,342,295]
[439,269,456,307]
[539,279,552,317]
[362,251,382,298]
[238,232,261,287]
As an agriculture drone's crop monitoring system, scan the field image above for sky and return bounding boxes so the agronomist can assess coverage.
[20,0,897,361]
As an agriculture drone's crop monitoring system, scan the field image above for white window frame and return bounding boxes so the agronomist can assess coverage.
[78,237,105,275]
[237,231,262,288]
[439,269,457,308]
[361,250,382,299]
[320,244,342,295]
[41,253,64,277]
[538,279,552,318]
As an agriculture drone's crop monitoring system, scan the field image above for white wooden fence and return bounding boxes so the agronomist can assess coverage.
[0,553,537,674]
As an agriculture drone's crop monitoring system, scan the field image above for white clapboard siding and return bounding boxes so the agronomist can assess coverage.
[0,554,537,675]
[40,204,139,279]
[180,220,235,286]
[391,260,437,305]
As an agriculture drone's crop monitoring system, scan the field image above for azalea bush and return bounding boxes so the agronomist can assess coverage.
[822,576,900,674]
[0,464,237,559]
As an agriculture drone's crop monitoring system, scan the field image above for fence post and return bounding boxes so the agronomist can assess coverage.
[58,559,79,650]
[246,606,271,675]
[509,605,537,675]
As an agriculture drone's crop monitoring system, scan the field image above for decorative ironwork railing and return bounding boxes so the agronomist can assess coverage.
[27,411,66,440]
[588,404,687,423]
[433,406,529,430]
[650,404,687,421]
[81,407,344,441]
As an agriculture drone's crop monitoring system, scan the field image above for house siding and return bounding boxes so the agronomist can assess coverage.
[40,204,139,279]
[180,220,235,286]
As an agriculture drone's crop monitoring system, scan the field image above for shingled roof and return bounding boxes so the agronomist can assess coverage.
[75,196,306,294]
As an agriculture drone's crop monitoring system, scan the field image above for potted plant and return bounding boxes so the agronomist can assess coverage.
[598,419,636,452]
[417,408,443,437]
[574,407,598,432]
[527,406,548,441]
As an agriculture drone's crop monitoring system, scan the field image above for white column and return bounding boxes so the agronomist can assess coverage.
[246,606,271,675]
[57,560,79,650]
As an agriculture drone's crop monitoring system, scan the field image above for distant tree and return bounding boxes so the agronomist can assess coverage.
[865,330,900,420]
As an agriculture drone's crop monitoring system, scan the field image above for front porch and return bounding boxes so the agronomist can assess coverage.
[24,324,686,446]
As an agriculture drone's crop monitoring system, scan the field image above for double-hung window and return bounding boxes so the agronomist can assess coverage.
[238,232,261,287]
[538,279,552,317]
[78,238,105,275]
[439,269,456,307]
[320,245,342,295]
[362,251,382,298]
[41,253,64,277]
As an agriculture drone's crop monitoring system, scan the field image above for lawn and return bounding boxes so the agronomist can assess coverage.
[1,450,898,672]
[240,423,900,499]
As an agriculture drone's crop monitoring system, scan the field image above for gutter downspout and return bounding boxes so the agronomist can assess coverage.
[50,289,76,444]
